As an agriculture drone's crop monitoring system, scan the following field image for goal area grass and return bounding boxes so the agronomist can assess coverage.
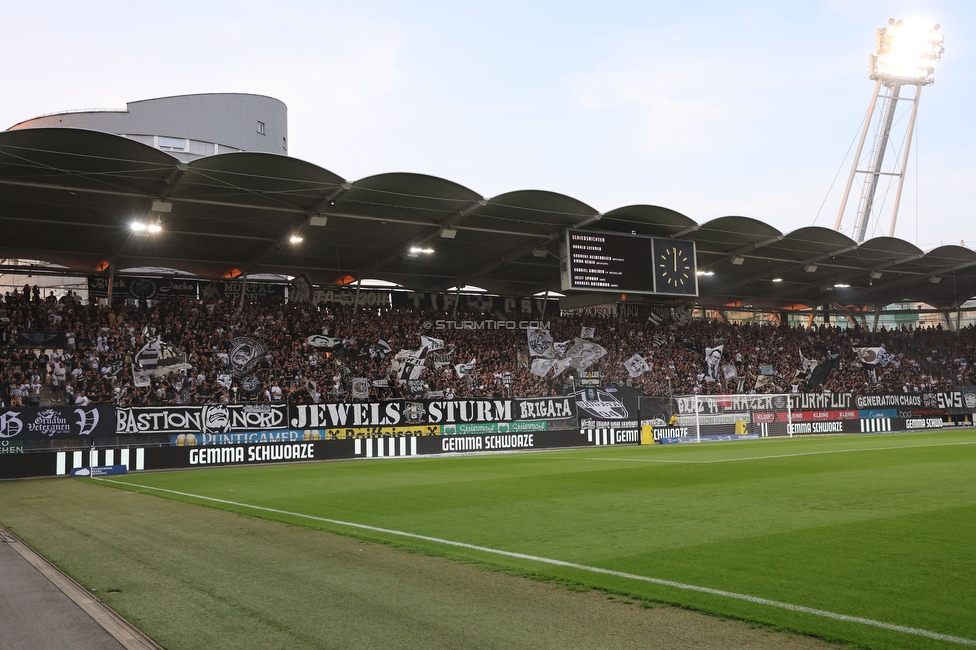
[2,429,975,649]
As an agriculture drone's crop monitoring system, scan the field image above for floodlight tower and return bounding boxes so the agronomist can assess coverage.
[834,18,945,243]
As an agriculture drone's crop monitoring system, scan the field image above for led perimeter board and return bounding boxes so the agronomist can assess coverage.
[560,230,698,296]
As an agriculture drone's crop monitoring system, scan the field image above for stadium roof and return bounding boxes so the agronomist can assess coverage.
[2,127,976,311]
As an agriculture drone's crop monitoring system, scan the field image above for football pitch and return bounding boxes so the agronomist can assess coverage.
[2,430,975,649]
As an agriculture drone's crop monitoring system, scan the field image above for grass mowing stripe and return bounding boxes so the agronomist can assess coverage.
[578,438,976,464]
[97,477,976,648]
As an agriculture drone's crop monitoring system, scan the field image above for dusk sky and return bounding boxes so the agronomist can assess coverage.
[4,0,974,250]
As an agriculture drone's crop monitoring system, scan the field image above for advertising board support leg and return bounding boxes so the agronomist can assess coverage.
[788,397,793,437]
[695,394,701,443]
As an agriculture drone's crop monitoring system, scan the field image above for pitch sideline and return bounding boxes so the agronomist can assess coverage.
[97,478,976,647]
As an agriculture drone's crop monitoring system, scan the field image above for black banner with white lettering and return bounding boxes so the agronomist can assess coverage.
[88,275,199,299]
[289,399,518,429]
[199,280,286,302]
[0,406,115,440]
[116,404,288,435]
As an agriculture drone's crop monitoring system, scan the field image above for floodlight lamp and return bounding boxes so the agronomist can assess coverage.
[772,277,783,283]
[531,247,548,258]
[696,270,714,276]
[130,222,148,232]
[929,276,942,284]
[439,227,458,239]
[834,282,850,288]
[147,223,162,234]
[289,235,303,244]
[871,17,944,84]
[804,264,818,273]
[731,255,745,265]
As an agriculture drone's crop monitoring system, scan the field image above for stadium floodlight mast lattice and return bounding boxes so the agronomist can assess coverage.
[834,18,945,243]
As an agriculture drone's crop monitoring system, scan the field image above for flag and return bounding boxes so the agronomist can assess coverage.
[754,375,771,390]
[623,353,650,378]
[229,337,267,377]
[565,338,607,371]
[374,339,392,358]
[854,347,883,365]
[430,349,454,367]
[307,335,342,349]
[552,340,571,358]
[806,351,840,389]
[877,348,896,367]
[526,327,554,357]
[531,358,554,377]
[704,345,724,382]
[722,364,738,380]
[134,338,160,369]
[455,359,477,379]
[652,335,667,347]
[289,274,313,303]
[352,377,370,400]
[131,364,152,387]
[392,346,429,381]
[135,338,191,377]
[552,357,573,377]
[580,326,595,339]
[648,312,663,325]
[217,374,232,390]
[421,335,445,351]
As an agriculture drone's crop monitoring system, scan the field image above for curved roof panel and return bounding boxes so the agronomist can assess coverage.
[3,126,976,309]
[598,205,696,237]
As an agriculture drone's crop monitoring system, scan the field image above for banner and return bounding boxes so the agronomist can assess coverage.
[290,399,516,429]
[514,397,577,421]
[393,292,558,315]
[0,406,115,440]
[312,287,391,308]
[17,330,66,348]
[199,280,286,302]
[88,275,199,299]
[116,404,288,435]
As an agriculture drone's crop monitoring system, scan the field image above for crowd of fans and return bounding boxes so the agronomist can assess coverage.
[2,283,975,408]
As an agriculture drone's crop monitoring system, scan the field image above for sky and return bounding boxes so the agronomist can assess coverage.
[3,0,975,251]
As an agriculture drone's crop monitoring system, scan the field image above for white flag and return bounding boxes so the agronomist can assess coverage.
[530,358,554,377]
[455,359,477,378]
[552,358,574,377]
[526,327,554,357]
[566,338,607,371]
[421,335,445,351]
[580,326,595,340]
[623,354,650,378]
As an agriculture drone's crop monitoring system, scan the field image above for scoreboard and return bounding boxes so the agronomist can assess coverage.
[560,230,698,296]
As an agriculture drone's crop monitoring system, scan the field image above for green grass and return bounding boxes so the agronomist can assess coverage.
[6,430,976,649]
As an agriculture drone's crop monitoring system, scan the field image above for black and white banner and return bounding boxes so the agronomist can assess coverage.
[0,406,115,440]
[514,396,577,421]
[116,404,288,435]
[290,399,517,429]
[16,330,66,348]
[88,275,200,299]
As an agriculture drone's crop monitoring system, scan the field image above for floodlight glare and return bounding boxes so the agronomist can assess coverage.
[871,18,944,85]
[289,235,304,243]
[147,223,162,233]
[130,222,148,232]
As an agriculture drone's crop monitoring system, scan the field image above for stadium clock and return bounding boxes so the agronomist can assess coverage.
[653,238,697,296]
